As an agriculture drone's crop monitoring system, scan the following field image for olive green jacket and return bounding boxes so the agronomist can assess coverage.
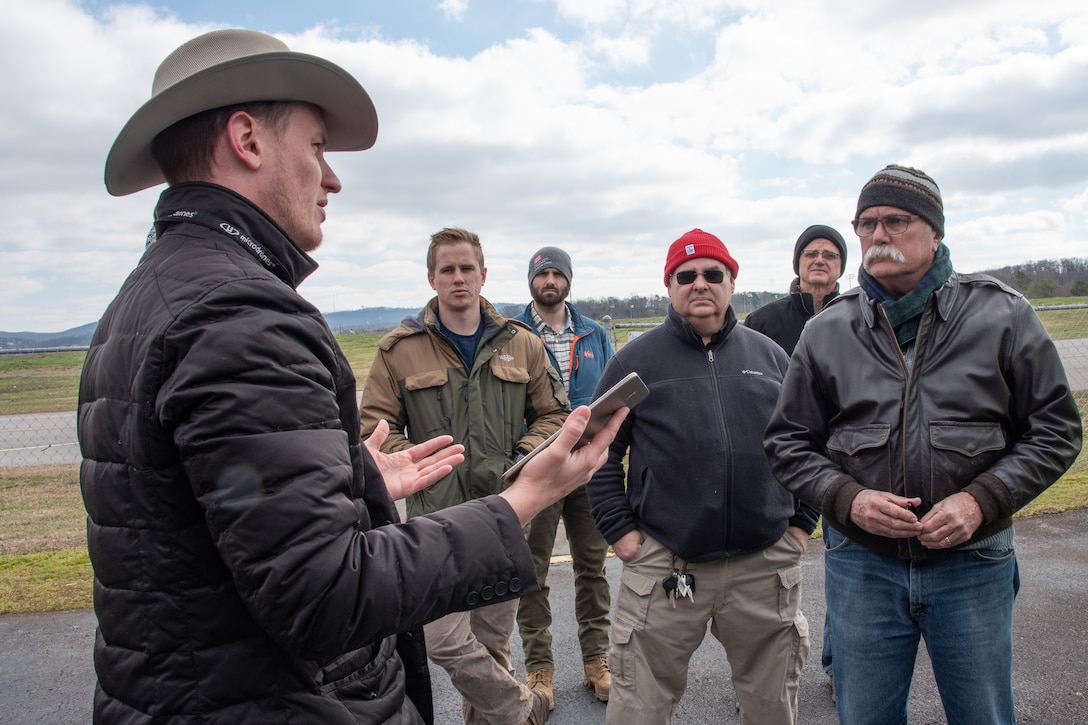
[360,297,569,518]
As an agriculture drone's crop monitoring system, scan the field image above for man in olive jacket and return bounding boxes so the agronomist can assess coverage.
[361,227,568,723]
[79,30,614,725]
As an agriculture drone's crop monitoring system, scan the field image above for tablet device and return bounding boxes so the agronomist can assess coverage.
[502,371,648,483]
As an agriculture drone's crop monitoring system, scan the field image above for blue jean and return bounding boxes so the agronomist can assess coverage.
[821,525,833,677]
[824,526,1020,725]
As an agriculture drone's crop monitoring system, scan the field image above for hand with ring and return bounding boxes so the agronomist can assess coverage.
[919,492,983,549]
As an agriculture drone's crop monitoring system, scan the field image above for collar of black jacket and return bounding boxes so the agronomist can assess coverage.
[665,304,737,348]
[153,181,319,289]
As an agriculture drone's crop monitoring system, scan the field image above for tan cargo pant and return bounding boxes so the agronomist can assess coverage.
[424,598,534,724]
[605,533,809,725]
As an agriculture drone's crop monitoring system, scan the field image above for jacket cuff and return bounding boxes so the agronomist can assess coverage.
[962,472,1014,524]
[824,474,867,527]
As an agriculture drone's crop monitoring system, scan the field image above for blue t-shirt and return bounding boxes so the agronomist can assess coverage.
[438,315,484,369]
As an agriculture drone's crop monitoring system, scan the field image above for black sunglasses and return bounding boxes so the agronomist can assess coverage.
[673,269,726,285]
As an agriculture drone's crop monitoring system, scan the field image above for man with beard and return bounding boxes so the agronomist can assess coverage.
[588,229,813,724]
[514,247,615,712]
[765,165,1082,724]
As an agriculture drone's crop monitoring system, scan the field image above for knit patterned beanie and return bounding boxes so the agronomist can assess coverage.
[856,164,944,238]
[663,229,739,286]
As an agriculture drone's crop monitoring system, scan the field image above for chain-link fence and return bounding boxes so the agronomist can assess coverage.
[2,305,1087,469]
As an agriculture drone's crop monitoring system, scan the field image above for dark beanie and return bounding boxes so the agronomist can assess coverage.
[793,224,847,276]
[528,246,572,284]
[855,164,944,238]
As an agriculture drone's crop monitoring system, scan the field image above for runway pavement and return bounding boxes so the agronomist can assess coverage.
[2,509,1087,724]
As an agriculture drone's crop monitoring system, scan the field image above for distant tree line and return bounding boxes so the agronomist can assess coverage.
[979,257,1088,299]
[498,257,1088,322]
[509,291,787,321]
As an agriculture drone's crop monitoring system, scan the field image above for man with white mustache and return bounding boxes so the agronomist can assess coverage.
[765,165,1082,725]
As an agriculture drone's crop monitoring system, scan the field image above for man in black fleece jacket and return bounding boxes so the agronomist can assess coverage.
[587,229,815,725]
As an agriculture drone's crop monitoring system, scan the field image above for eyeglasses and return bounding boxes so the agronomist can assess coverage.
[800,250,841,261]
[672,269,726,285]
[852,214,918,237]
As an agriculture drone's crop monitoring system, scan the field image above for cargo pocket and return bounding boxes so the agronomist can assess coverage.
[610,568,657,688]
[789,608,811,678]
[776,563,803,623]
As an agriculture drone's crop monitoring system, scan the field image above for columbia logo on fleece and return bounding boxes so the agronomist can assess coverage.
[741,369,765,376]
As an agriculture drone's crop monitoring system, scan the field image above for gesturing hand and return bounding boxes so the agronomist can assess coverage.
[364,418,465,501]
[500,404,628,527]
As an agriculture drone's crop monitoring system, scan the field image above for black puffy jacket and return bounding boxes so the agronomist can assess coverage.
[78,183,536,723]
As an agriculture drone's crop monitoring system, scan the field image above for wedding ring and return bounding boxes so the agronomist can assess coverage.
[944,536,952,546]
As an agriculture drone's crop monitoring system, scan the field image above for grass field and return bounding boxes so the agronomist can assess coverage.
[2,458,1085,615]
[0,351,86,415]
[1,319,1086,615]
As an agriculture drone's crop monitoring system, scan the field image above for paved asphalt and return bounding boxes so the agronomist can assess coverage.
[3,509,1087,724]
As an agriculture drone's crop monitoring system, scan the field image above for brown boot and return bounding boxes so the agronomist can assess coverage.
[526,667,555,712]
[525,688,550,724]
[582,656,611,702]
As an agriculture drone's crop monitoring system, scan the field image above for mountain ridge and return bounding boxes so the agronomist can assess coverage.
[6,254,1085,350]
[1,306,526,350]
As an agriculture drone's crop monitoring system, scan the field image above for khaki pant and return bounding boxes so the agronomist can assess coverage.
[606,534,809,725]
[424,599,533,724]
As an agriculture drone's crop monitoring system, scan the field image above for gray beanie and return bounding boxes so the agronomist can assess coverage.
[855,164,944,238]
[793,224,847,276]
[528,246,572,284]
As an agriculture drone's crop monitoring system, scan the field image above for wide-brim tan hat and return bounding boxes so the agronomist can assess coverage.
[105,28,378,196]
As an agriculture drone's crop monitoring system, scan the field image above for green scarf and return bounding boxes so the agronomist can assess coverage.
[858,243,953,349]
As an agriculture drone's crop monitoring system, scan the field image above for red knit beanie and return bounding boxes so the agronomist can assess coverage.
[663,229,739,286]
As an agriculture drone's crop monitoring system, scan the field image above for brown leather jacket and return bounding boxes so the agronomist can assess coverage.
[765,272,1082,559]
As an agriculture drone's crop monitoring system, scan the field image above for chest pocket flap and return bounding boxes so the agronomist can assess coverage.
[827,425,890,455]
[404,369,449,391]
[929,421,1006,456]
[489,361,531,384]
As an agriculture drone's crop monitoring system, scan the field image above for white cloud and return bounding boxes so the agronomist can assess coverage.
[2,0,1088,331]
[437,0,470,23]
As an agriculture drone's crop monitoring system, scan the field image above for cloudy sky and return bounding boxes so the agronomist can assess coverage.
[3,0,1088,332]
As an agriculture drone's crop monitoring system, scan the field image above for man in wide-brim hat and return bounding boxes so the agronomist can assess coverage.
[79,28,615,724]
